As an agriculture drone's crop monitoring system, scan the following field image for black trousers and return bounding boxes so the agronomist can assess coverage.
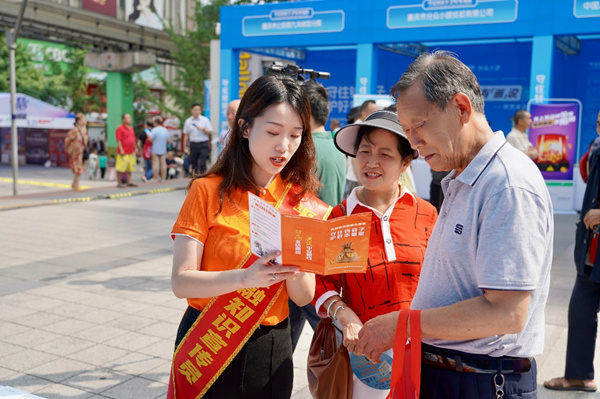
[566,266,600,380]
[174,306,294,399]
[420,344,537,399]
[189,142,209,174]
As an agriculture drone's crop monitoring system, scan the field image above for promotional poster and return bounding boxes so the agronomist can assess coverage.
[529,102,579,181]
[125,0,164,30]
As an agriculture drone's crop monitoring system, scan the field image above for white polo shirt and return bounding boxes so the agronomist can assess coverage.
[183,115,212,143]
[506,127,534,154]
[411,131,553,358]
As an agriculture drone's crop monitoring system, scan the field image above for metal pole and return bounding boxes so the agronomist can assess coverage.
[8,0,28,196]
[8,34,18,195]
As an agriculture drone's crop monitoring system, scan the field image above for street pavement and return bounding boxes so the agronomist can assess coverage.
[0,164,598,398]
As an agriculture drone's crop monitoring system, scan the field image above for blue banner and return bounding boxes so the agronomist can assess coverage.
[242,7,344,36]
[574,0,600,17]
[387,0,518,29]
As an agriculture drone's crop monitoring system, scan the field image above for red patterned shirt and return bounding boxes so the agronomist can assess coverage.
[315,188,437,323]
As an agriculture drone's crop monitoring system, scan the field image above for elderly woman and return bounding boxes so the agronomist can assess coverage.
[64,113,88,191]
[315,110,438,398]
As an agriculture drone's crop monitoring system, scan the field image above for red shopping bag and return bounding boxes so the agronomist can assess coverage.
[387,310,421,399]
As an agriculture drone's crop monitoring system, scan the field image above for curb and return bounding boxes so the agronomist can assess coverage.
[0,185,185,211]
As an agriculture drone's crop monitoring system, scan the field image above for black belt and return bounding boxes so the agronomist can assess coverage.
[421,344,532,374]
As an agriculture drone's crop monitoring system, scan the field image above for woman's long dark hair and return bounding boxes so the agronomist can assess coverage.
[128,0,156,22]
[191,74,320,212]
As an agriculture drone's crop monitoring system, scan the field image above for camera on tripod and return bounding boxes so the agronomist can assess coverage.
[264,62,331,81]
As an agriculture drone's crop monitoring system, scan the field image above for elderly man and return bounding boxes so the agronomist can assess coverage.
[218,99,241,151]
[356,51,553,398]
[506,109,539,160]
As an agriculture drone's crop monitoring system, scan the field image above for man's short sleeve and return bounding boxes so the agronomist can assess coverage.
[476,187,551,290]
[182,118,193,135]
[115,126,122,143]
[171,179,210,244]
[202,117,212,132]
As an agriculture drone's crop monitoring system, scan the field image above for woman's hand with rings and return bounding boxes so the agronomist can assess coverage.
[243,250,299,288]
[337,308,363,354]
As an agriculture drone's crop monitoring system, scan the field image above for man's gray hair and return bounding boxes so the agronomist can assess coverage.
[391,50,485,114]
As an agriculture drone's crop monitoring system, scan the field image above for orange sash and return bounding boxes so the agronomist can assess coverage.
[168,185,331,399]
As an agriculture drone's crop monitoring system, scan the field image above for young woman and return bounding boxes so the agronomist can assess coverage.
[169,75,329,399]
[316,110,438,399]
[64,112,88,191]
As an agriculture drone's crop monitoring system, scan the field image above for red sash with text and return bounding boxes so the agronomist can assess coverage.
[168,185,331,399]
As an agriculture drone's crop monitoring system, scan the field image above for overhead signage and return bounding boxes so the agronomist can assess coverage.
[242,7,344,37]
[574,0,600,17]
[387,0,518,29]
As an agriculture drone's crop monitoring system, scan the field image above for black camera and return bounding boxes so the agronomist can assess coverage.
[264,62,330,81]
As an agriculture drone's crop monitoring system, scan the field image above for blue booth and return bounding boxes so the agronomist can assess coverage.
[219,0,600,212]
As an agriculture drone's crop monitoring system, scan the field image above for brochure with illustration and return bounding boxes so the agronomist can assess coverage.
[248,193,371,275]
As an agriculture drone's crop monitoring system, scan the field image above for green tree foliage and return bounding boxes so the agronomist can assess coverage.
[60,48,105,113]
[0,32,69,107]
[132,72,154,129]
[156,0,288,122]
[0,33,105,113]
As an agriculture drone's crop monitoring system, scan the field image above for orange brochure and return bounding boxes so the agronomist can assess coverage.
[249,193,371,275]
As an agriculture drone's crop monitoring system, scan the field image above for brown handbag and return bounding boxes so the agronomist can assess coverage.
[307,275,353,399]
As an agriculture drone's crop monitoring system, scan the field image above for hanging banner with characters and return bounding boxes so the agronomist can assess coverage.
[529,102,579,180]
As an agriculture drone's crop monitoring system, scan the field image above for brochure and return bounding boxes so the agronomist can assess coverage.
[248,193,371,275]
[349,352,393,390]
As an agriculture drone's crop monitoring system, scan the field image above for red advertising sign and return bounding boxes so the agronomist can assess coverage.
[48,129,69,167]
[82,0,117,18]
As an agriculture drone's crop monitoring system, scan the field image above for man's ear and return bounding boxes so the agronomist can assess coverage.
[452,92,473,124]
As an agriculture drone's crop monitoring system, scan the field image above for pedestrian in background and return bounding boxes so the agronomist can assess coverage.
[219,99,241,151]
[544,109,600,392]
[166,150,180,179]
[87,148,99,180]
[64,112,88,191]
[107,155,116,181]
[98,151,107,180]
[506,109,538,160]
[182,103,212,175]
[115,113,137,188]
[148,116,170,182]
[138,119,154,182]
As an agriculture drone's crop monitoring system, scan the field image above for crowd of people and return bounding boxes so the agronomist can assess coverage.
[62,50,600,399]
[163,50,590,399]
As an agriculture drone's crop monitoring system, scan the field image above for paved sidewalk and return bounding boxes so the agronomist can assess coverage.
[0,166,598,397]
[0,165,188,210]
